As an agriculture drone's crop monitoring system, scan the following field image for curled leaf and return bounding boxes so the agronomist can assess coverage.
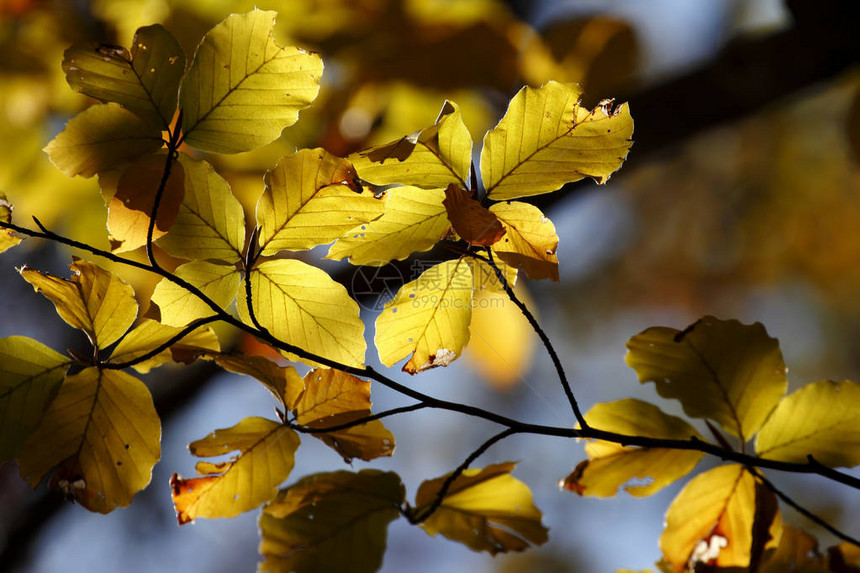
[442,184,505,246]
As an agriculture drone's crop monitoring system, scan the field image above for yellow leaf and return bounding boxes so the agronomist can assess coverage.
[109,318,220,373]
[179,10,323,154]
[660,464,759,571]
[20,259,138,349]
[63,24,185,130]
[560,399,705,497]
[465,256,518,292]
[295,369,394,462]
[257,149,383,255]
[0,337,70,461]
[414,462,548,555]
[352,101,472,189]
[157,155,246,262]
[150,261,241,327]
[0,193,23,253]
[375,259,472,373]
[755,379,860,467]
[326,186,450,266]
[625,316,787,441]
[18,367,160,514]
[443,184,505,246]
[214,353,305,410]
[170,416,299,523]
[44,103,164,178]
[239,259,366,367]
[490,201,559,281]
[759,525,827,573]
[481,81,633,200]
[259,470,404,573]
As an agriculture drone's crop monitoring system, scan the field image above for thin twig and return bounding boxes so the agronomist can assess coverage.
[102,316,220,370]
[289,403,428,434]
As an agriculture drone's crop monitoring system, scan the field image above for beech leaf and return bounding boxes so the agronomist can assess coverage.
[150,261,241,327]
[443,184,505,246]
[109,318,220,373]
[213,353,305,411]
[489,201,559,281]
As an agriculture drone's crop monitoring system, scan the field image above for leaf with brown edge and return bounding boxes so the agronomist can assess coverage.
[443,184,505,246]
[294,369,394,462]
[489,201,559,281]
[259,470,404,573]
[414,462,548,555]
[108,319,220,373]
[170,416,299,524]
[213,353,304,411]
[19,259,138,349]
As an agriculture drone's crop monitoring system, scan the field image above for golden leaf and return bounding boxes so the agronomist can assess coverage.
[213,353,305,411]
[490,200,559,281]
[109,318,220,373]
[150,261,241,327]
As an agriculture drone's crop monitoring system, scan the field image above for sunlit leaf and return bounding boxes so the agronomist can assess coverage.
[294,368,394,462]
[214,353,305,410]
[625,316,787,440]
[150,261,241,327]
[0,193,23,253]
[759,525,826,573]
[18,367,160,514]
[561,399,705,498]
[375,259,472,373]
[489,201,559,281]
[179,10,323,154]
[157,155,246,262]
[414,462,548,555]
[755,379,860,468]
[44,103,164,178]
[481,81,633,200]
[465,256,518,292]
[170,416,299,523]
[63,24,185,129]
[326,186,450,266]
[238,259,366,367]
[109,318,220,373]
[20,259,138,349]
[257,148,383,255]
[443,184,505,246]
[352,101,472,189]
[0,337,70,462]
[259,470,404,573]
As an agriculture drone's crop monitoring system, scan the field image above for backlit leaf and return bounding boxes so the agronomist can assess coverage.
[443,184,505,246]
[150,261,241,327]
[489,201,559,281]
[759,525,826,573]
[625,316,787,440]
[375,259,472,373]
[239,259,366,367]
[414,462,548,555]
[326,186,450,266]
[465,256,518,292]
[481,81,633,200]
[755,379,860,468]
[257,148,383,255]
[0,193,23,253]
[63,24,185,129]
[259,470,404,573]
[109,318,220,373]
[0,337,70,461]
[179,10,323,154]
[20,259,138,349]
[170,416,299,523]
[561,399,705,497]
[18,368,160,514]
[214,353,305,410]
[44,103,164,178]
[294,369,394,462]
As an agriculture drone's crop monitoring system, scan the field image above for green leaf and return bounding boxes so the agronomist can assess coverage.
[170,417,299,523]
[561,399,705,497]
[259,470,405,573]
[63,24,185,129]
[625,316,787,441]
[109,318,220,373]
[481,81,633,200]
[18,368,161,514]
[179,10,323,153]
[213,353,305,411]
[150,261,241,327]
[0,337,70,462]
[44,103,164,178]
[755,379,860,467]
[414,462,548,555]
[489,201,559,281]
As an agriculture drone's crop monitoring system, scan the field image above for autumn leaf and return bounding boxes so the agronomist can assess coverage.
[150,261,241,327]
[170,416,299,523]
[213,353,305,411]
[257,148,383,255]
[625,316,787,441]
[561,399,705,497]
[375,258,472,373]
[489,201,559,281]
[18,367,160,514]
[414,462,548,555]
[259,470,404,573]
[755,379,860,468]
[465,256,518,292]
[442,184,505,246]
[0,193,23,253]
[20,259,138,349]
[759,525,826,573]
[481,81,633,200]
[179,10,323,154]
[0,337,70,462]
[63,24,185,130]
[108,318,220,373]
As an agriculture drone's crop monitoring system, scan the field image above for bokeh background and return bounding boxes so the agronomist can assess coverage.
[1,0,859,571]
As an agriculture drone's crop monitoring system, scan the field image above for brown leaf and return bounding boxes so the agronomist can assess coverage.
[442,184,505,246]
